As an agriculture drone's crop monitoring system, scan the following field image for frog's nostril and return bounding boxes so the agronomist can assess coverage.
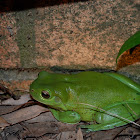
[41,91,50,99]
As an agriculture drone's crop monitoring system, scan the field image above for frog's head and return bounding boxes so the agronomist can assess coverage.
[30,71,69,111]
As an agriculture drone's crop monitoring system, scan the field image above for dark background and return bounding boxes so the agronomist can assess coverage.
[0,0,89,12]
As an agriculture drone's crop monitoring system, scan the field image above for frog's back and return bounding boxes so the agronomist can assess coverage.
[67,71,140,106]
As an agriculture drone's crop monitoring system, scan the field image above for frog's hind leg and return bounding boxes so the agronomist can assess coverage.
[50,108,81,124]
[80,102,140,132]
[104,72,140,92]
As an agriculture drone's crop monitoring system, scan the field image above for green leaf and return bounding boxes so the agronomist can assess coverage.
[116,31,140,63]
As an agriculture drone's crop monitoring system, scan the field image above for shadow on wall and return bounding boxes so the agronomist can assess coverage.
[0,0,89,12]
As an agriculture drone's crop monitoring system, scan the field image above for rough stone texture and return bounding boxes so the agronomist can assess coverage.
[0,13,20,68]
[0,63,140,91]
[118,62,140,84]
[0,69,39,92]
[0,0,140,70]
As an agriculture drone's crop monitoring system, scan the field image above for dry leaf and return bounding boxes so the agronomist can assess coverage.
[1,105,49,126]
[76,128,84,140]
[56,131,77,140]
[76,128,83,140]
[87,125,127,140]
[0,117,9,128]
[20,122,60,137]
[58,122,77,132]
[1,94,31,105]
[25,112,57,123]
[0,105,22,115]
[119,119,140,136]
[1,124,23,139]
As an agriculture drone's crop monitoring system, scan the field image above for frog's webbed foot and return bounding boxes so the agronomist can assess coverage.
[50,108,81,124]
[79,122,126,132]
[79,123,110,132]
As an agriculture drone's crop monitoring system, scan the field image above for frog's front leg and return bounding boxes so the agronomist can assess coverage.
[80,102,140,132]
[50,108,81,124]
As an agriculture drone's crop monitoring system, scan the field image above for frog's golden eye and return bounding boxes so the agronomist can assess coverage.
[41,91,50,99]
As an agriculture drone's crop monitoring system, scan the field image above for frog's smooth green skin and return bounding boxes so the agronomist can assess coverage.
[30,71,140,132]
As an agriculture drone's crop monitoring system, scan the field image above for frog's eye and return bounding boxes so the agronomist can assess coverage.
[41,91,50,99]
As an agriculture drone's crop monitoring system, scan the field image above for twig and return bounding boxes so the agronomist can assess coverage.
[0,83,17,99]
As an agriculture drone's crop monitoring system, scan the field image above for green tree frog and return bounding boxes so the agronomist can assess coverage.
[30,71,140,131]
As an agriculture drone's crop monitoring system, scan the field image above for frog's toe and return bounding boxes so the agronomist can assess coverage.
[78,124,97,132]
[79,123,115,132]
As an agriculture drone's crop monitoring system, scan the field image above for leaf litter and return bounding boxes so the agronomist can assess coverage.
[0,89,140,140]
